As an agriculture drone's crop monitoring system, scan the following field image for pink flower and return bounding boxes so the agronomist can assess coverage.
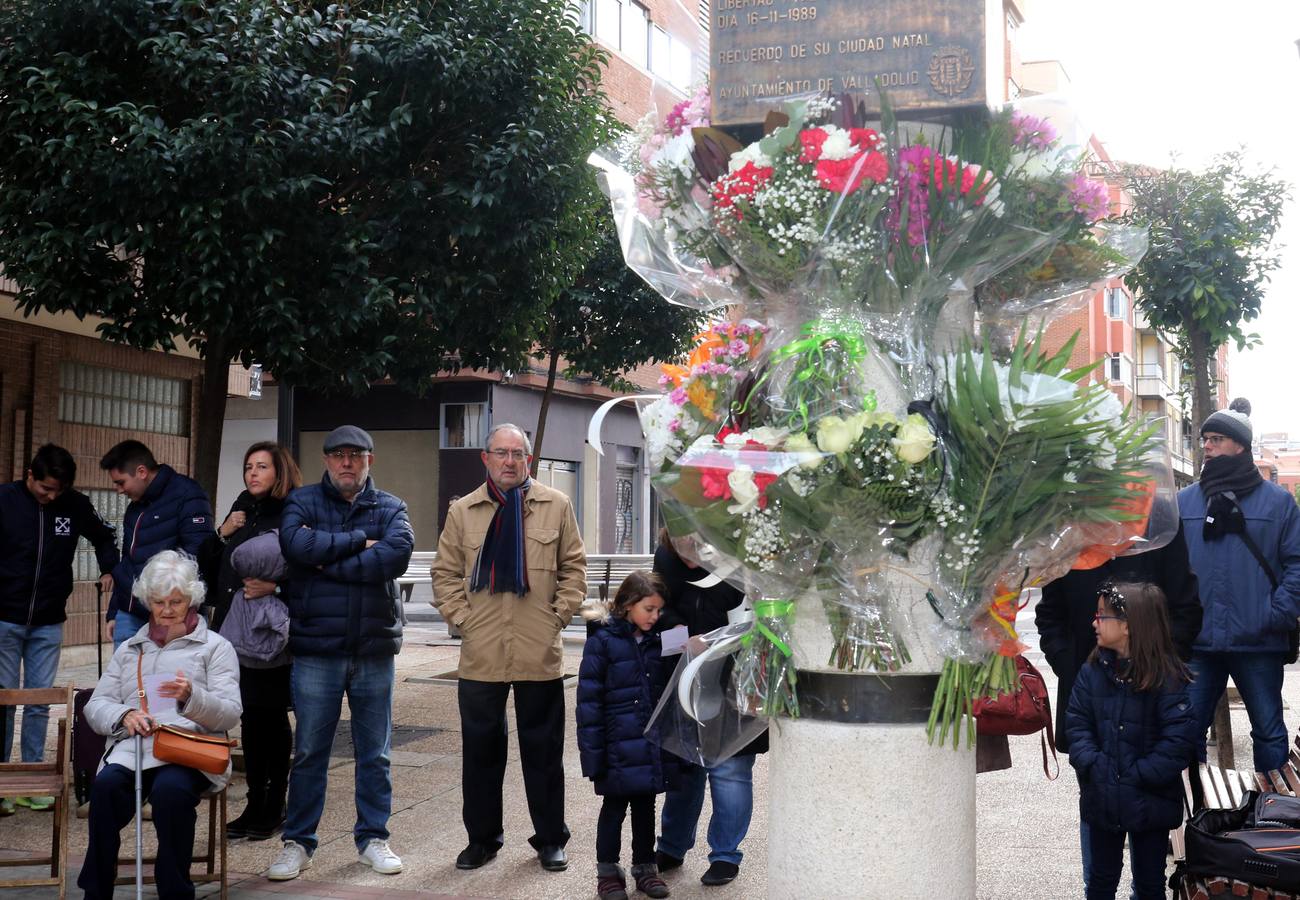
[1010,113,1057,151]
[1068,173,1109,222]
[669,387,688,405]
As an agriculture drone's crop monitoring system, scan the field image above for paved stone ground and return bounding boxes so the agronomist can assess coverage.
[2,587,1294,898]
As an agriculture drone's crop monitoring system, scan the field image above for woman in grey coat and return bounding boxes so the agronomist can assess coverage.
[79,550,241,899]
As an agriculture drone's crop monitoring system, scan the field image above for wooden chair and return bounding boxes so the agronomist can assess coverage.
[111,784,229,898]
[0,686,75,900]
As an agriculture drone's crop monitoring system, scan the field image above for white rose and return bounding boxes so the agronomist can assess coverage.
[783,432,823,470]
[892,413,936,465]
[816,415,859,455]
[750,426,786,447]
[727,465,761,514]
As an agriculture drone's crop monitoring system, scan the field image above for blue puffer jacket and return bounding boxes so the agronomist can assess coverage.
[1179,480,1300,653]
[109,465,213,621]
[280,474,413,657]
[1065,649,1197,832]
[576,618,676,796]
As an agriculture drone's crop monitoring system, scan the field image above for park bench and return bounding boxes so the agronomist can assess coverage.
[397,551,439,604]
[396,551,655,609]
[1175,732,1300,899]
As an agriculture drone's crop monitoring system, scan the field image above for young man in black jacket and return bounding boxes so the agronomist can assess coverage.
[0,444,118,815]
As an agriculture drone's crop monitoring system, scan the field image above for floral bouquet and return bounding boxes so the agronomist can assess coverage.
[595,86,1168,748]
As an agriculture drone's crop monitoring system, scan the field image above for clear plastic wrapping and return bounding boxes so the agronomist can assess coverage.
[598,87,1167,750]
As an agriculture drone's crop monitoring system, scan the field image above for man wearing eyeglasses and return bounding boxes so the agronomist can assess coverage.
[433,423,587,873]
[267,425,413,882]
[1179,407,1300,773]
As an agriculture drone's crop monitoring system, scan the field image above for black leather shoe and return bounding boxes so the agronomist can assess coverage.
[538,845,568,871]
[655,850,683,872]
[455,843,498,870]
[701,860,739,885]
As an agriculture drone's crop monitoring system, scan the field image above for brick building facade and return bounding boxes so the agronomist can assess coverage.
[0,293,204,645]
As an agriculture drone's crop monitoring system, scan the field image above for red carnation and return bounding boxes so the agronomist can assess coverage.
[799,128,829,163]
[815,151,889,194]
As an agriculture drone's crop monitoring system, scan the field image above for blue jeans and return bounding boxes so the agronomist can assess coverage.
[1085,825,1167,900]
[657,753,755,865]
[112,609,148,650]
[1188,650,1288,772]
[283,654,394,853]
[0,621,63,763]
[1080,818,1138,900]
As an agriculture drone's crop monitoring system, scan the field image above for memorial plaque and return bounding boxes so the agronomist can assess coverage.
[710,0,992,127]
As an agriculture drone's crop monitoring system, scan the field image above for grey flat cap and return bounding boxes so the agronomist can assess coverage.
[323,425,374,452]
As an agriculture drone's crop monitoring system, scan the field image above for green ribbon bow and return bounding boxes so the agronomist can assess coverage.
[740,317,877,433]
[740,599,796,657]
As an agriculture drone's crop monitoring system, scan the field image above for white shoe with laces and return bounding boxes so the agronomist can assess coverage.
[359,838,403,874]
[267,840,311,881]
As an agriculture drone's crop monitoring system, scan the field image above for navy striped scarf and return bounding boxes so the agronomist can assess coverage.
[470,478,530,596]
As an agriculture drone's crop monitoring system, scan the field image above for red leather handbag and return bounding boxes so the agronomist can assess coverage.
[972,655,1059,778]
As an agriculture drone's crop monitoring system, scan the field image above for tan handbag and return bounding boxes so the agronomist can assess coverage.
[136,654,237,775]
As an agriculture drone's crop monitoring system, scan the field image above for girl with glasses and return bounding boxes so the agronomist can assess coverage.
[1066,582,1197,899]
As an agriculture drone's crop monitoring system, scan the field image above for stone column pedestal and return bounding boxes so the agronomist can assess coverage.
[766,706,976,899]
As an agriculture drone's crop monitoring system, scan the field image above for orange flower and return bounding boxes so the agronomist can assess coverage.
[661,328,728,387]
[687,381,718,420]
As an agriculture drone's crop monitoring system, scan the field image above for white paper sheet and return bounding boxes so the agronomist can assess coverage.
[659,624,690,657]
[142,672,178,717]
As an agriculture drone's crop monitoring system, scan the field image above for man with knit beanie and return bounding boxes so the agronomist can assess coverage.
[1179,406,1300,771]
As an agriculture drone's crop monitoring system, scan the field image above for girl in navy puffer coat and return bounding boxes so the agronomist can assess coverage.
[577,571,674,900]
[1066,582,1197,900]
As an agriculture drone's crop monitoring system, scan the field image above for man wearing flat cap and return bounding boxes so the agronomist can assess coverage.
[266,426,414,882]
[1180,406,1300,771]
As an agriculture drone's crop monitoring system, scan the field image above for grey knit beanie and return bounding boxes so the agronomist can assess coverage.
[1201,409,1252,449]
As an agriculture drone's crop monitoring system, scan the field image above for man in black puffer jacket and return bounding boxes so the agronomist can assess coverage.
[99,440,214,649]
[0,444,118,806]
[267,425,413,883]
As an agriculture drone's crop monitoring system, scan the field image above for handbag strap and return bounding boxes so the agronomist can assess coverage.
[1224,491,1280,590]
[135,651,150,716]
[1034,662,1060,781]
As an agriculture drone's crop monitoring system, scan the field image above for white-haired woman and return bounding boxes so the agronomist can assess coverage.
[79,550,241,899]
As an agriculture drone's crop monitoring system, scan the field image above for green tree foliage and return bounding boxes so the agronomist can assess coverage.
[1121,152,1289,469]
[0,0,610,494]
[530,194,704,467]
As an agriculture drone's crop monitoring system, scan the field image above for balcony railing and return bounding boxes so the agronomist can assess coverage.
[1136,363,1171,399]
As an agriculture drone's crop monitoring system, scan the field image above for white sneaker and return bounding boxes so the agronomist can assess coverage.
[359,838,403,874]
[267,841,311,881]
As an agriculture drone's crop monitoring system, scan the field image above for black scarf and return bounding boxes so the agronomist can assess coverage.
[1200,451,1263,541]
[470,478,530,596]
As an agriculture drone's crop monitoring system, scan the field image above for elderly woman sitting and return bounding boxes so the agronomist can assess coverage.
[79,550,241,900]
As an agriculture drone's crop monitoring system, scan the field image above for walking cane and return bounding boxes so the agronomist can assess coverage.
[134,733,144,900]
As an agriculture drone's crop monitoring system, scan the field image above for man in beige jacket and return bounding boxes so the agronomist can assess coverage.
[433,423,586,873]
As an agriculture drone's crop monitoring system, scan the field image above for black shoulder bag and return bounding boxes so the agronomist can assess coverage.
[1224,491,1298,665]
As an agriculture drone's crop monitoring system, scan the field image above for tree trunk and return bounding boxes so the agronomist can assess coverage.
[195,344,231,503]
[531,329,561,479]
[1188,324,1215,475]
